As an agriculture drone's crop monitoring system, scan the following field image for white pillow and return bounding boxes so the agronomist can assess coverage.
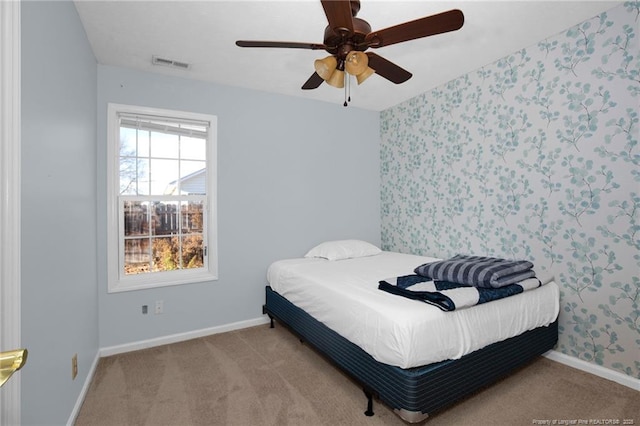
[304,240,381,261]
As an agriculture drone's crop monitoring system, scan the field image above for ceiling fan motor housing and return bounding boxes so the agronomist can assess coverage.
[323,17,371,58]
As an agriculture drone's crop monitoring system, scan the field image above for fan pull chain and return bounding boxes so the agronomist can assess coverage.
[343,74,348,107]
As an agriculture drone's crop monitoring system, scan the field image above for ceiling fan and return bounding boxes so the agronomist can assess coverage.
[236,0,464,105]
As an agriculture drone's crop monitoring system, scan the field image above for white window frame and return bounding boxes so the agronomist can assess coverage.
[107,103,218,293]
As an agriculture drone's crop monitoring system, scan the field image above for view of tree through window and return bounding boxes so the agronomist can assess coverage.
[119,116,208,275]
[122,201,204,274]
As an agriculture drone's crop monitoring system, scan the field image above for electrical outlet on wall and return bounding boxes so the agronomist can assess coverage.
[155,300,163,314]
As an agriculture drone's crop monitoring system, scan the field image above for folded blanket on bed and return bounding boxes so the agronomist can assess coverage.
[414,254,536,289]
[378,274,542,311]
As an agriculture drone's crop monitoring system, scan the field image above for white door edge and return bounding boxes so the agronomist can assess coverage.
[0,1,22,425]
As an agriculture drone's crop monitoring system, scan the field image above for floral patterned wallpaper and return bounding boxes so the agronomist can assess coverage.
[380,2,639,378]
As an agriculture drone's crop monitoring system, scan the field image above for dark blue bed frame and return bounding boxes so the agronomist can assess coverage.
[264,285,558,423]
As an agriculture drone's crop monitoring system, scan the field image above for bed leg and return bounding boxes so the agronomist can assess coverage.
[262,305,275,328]
[363,388,374,417]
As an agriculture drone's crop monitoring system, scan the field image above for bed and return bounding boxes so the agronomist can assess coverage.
[264,241,560,423]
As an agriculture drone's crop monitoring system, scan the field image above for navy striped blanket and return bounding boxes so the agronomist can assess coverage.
[414,254,536,289]
[378,274,542,311]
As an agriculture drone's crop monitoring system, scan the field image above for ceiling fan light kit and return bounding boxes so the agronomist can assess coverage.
[327,68,346,88]
[315,51,372,89]
[356,66,375,85]
[236,0,464,105]
[345,51,371,80]
[314,56,338,81]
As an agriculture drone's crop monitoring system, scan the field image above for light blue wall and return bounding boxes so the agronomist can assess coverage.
[381,3,639,378]
[21,1,99,425]
[96,67,381,346]
[20,1,379,422]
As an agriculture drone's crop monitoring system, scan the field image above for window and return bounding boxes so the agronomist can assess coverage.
[107,103,217,292]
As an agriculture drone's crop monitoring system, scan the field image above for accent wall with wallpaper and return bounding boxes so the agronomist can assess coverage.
[380,2,639,378]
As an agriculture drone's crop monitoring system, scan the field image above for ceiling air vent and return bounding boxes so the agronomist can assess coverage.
[152,55,191,70]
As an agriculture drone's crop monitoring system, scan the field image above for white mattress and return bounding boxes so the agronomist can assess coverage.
[267,251,559,369]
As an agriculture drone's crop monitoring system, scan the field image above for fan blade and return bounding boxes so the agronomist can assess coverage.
[301,72,324,90]
[236,40,327,50]
[365,9,464,48]
[366,52,412,84]
[321,0,354,35]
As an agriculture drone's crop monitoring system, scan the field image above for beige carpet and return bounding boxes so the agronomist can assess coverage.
[76,324,639,425]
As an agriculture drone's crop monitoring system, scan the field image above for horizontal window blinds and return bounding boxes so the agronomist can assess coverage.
[119,113,209,139]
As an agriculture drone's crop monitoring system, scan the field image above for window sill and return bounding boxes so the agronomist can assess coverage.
[107,270,218,293]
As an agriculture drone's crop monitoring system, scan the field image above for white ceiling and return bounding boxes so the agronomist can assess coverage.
[74,0,621,111]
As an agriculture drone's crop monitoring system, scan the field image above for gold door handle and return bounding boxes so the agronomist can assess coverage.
[0,349,28,388]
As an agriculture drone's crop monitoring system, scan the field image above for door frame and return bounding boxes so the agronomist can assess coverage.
[0,0,22,425]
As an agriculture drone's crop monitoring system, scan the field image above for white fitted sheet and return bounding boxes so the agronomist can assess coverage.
[267,251,559,369]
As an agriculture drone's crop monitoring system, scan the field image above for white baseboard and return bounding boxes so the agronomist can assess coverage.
[66,351,101,426]
[543,349,639,391]
[99,315,271,357]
